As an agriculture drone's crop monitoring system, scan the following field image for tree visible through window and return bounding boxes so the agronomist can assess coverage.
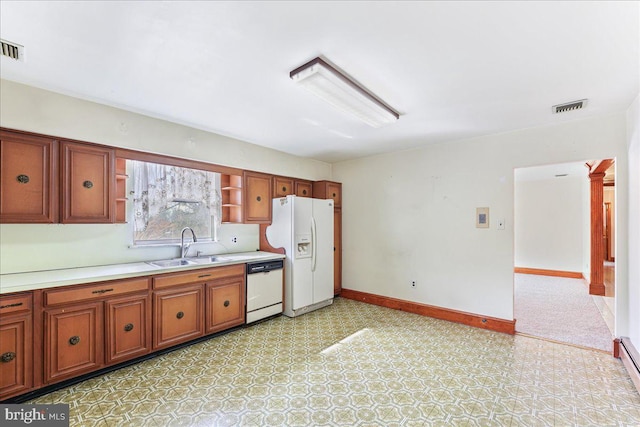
[131,160,221,243]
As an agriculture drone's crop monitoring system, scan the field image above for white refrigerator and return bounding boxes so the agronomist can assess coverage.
[266,195,334,317]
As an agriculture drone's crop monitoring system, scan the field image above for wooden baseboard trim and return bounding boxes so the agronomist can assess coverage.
[617,337,640,394]
[340,289,515,335]
[589,282,606,296]
[514,267,584,279]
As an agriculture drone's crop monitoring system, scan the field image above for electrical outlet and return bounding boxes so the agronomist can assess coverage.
[231,237,237,243]
[411,280,416,288]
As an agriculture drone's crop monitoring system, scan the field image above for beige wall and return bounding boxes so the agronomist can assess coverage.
[0,80,332,274]
[626,94,640,346]
[515,175,587,273]
[333,114,629,324]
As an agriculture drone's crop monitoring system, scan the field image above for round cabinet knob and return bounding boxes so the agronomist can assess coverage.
[303,189,307,195]
[223,300,230,307]
[282,186,287,192]
[124,323,134,332]
[69,336,81,346]
[256,196,261,202]
[16,174,30,184]
[1,352,16,363]
[83,180,94,189]
[332,193,336,197]
[176,311,185,319]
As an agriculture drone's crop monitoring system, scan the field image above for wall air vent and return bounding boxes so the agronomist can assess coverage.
[552,99,587,114]
[0,39,24,62]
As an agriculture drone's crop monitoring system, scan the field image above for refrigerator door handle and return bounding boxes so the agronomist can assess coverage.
[311,216,317,272]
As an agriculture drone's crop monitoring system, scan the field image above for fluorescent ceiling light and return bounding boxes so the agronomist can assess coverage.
[290,57,399,128]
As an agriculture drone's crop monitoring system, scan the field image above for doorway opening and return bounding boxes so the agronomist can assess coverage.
[513,160,615,351]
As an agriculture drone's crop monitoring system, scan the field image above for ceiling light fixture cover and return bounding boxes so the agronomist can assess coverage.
[290,57,399,128]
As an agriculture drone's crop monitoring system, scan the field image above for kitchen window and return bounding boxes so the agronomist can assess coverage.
[130,160,222,244]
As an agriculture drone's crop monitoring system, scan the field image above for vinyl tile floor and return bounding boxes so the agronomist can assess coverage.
[29,298,640,426]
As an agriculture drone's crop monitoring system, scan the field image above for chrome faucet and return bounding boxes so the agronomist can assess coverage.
[180,227,197,258]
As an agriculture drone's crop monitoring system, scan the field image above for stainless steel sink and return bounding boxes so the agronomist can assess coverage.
[190,255,232,264]
[146,259,197,268]
[147,253,253,269]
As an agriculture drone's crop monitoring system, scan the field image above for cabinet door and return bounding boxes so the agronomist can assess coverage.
[206,277,245,334]
[334,208,342,295]
[105,294,150,365]
[153,285,203,350]
[0,130,58,223]
[0,315,33,400]
[313,181,341,207]
[273,176,294,198]
[295,180,313,198]
[61,142,114,223]
[243,171,272,223]
[326,182,341,207]
[44,302,103,383]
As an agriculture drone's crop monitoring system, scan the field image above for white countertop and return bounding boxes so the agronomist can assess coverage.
[0,251,285,294]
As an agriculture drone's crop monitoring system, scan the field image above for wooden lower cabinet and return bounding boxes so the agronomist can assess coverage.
[105,294,150,364]
[206,276,245,334]
[2,264,248,400]
[0,314,32,399]
[44,302,103,384]
[153,284,204,350]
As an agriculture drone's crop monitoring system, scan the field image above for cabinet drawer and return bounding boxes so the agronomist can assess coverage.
[44,278,150,306]
[0,293,32,317]
[153,265,244,289]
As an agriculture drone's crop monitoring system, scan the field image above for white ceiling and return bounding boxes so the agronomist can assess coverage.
[1,1,638,163]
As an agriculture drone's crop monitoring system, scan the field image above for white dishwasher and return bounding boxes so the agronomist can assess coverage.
[246,259,284,324]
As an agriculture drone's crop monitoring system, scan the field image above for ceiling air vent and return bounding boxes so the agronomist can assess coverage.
[0,39,24,62]
[552,99,587,114]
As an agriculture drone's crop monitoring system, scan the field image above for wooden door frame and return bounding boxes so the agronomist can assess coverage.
[588,159,614,296]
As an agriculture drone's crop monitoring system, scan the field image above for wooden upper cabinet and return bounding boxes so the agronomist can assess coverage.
[273,176,294,198]
[313,180,341,207]
[0,130,58,223]
[295,180,313,198]
[61,142,115,223]
[273,177,313,198]
[243,171,272,223]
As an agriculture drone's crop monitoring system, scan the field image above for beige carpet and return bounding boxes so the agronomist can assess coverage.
[514,273,613,352]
